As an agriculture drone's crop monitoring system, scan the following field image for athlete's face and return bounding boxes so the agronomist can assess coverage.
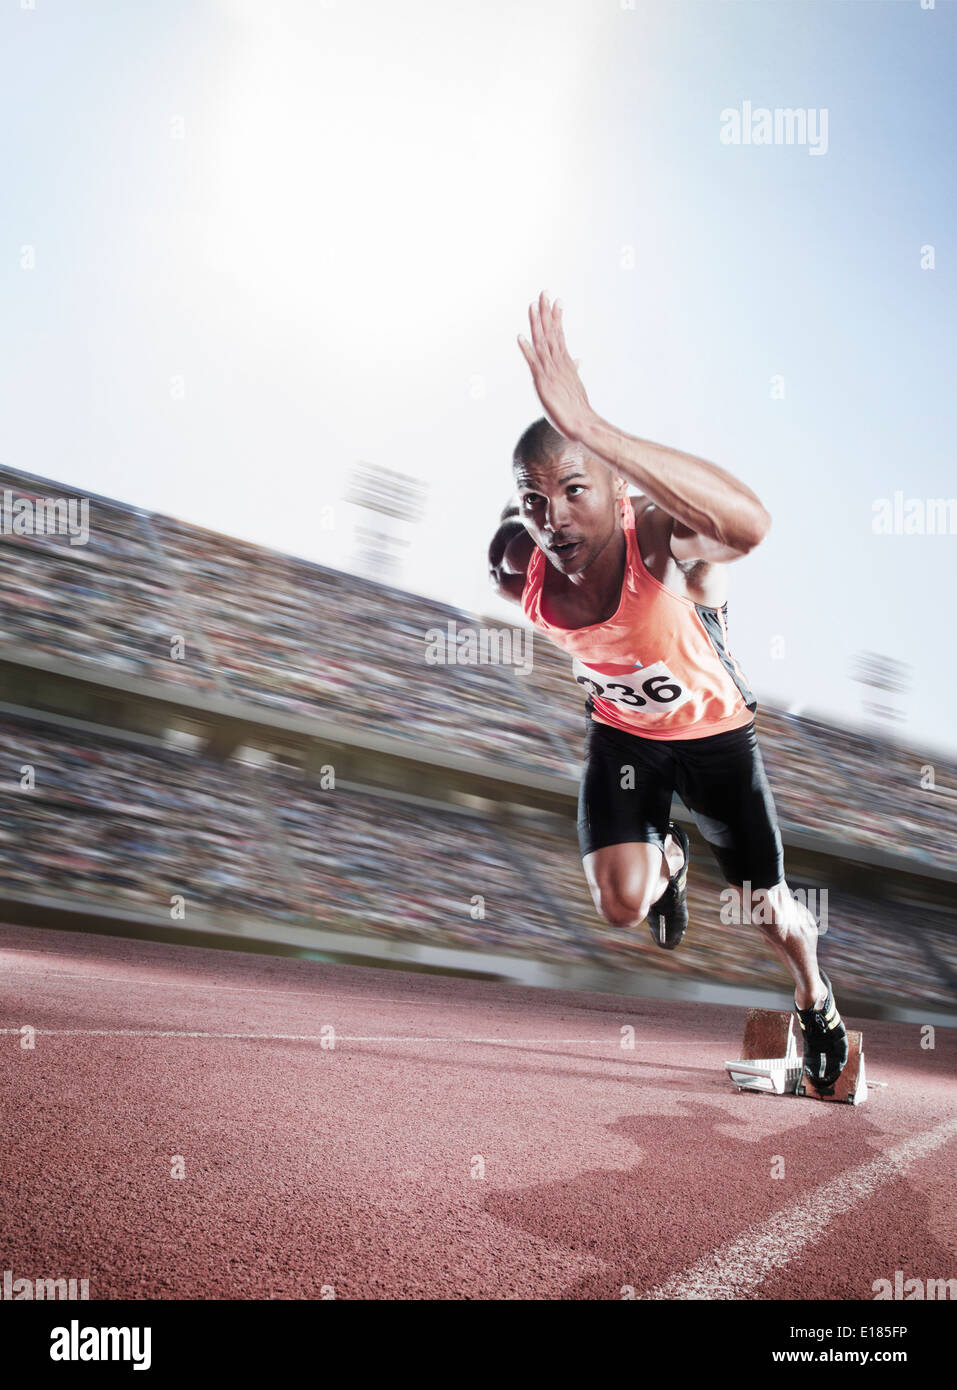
[514,449,621,576]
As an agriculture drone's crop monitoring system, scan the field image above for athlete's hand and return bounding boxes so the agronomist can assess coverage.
[517,292,595,443]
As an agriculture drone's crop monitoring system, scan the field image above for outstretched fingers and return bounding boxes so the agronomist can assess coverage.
[528,293,549,360]
[548,298,573,365]
[519,291,573,374]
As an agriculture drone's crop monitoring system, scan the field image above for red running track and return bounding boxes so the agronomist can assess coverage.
[1,923,955,1300]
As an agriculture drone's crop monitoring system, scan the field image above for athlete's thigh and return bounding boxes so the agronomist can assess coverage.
[674,722,783,890]
[577,719,674,883]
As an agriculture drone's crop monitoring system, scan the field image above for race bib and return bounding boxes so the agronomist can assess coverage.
[571,657,693,715]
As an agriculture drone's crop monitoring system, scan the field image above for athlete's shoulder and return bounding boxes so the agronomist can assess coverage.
[630,495,676,570]
[630,496,725,603]
[629,492,655,524]
[630,493,677,547]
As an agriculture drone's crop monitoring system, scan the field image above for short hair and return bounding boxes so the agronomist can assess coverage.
[512,417,568,475]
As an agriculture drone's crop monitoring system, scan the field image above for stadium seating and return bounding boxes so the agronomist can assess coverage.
[1,465,955,1010]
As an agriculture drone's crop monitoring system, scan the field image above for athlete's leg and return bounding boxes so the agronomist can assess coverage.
[582,834,685,929]
[674,722,833,1008]
[668,720,847,1083]
[724,881,825,1009]
[577,719,678,929]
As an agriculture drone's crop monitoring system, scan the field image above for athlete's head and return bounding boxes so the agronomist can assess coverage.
[512,417,625,576]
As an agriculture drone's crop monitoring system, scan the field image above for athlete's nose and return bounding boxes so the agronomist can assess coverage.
[544,496,571,535]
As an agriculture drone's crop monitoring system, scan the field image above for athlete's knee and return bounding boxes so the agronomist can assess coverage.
[590,876,659,929]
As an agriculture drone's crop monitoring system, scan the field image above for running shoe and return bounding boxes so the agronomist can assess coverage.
[795,970,849,1091]
[647,821,690,951]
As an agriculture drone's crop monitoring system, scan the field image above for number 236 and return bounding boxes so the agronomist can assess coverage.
[576,673,681,707]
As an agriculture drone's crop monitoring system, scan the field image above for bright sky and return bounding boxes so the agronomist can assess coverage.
[2,0,955,754]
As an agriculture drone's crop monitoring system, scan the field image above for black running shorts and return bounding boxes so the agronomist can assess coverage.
[577,716,784,890]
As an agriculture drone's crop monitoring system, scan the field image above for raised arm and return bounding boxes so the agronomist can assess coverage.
[517,292,771,562]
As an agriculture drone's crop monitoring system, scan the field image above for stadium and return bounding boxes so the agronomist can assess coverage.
[2,0,955,1363]
[2,462,955,1313]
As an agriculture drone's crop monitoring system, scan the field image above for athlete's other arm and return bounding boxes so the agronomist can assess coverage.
[517,292,771,563]
[489,502,535,604]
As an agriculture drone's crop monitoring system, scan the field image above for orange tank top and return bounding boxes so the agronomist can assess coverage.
[521,495,757,740]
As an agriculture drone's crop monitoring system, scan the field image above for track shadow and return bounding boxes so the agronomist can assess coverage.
[482,1098,956,1299]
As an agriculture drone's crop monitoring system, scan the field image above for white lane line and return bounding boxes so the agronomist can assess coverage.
[640,1117,957,1300]
[0,1029,723,1044]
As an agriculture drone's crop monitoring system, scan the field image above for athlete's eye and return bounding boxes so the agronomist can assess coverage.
[522,494,542,509]
[567,485,585,497]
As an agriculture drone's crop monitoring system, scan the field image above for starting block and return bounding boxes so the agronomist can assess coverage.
[797,1028,867,1105]
[724,1008,868,1105]
[725,1009,803,1096]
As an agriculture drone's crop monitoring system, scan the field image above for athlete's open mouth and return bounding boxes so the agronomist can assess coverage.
[550,540,583,559]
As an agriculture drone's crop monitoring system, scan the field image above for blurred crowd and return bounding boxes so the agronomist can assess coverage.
[0,477,215,690]
[0,713,953,1011]
[2,466,954,871]
[754,706,956,867]
[0,466,955,1010]
[0,719,289,917]
[153,515,565,772]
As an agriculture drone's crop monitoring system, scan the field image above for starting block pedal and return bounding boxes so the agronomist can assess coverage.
[724,1009,869,1105]
[725,1009,802,1096]
[797,1029,867,1105]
